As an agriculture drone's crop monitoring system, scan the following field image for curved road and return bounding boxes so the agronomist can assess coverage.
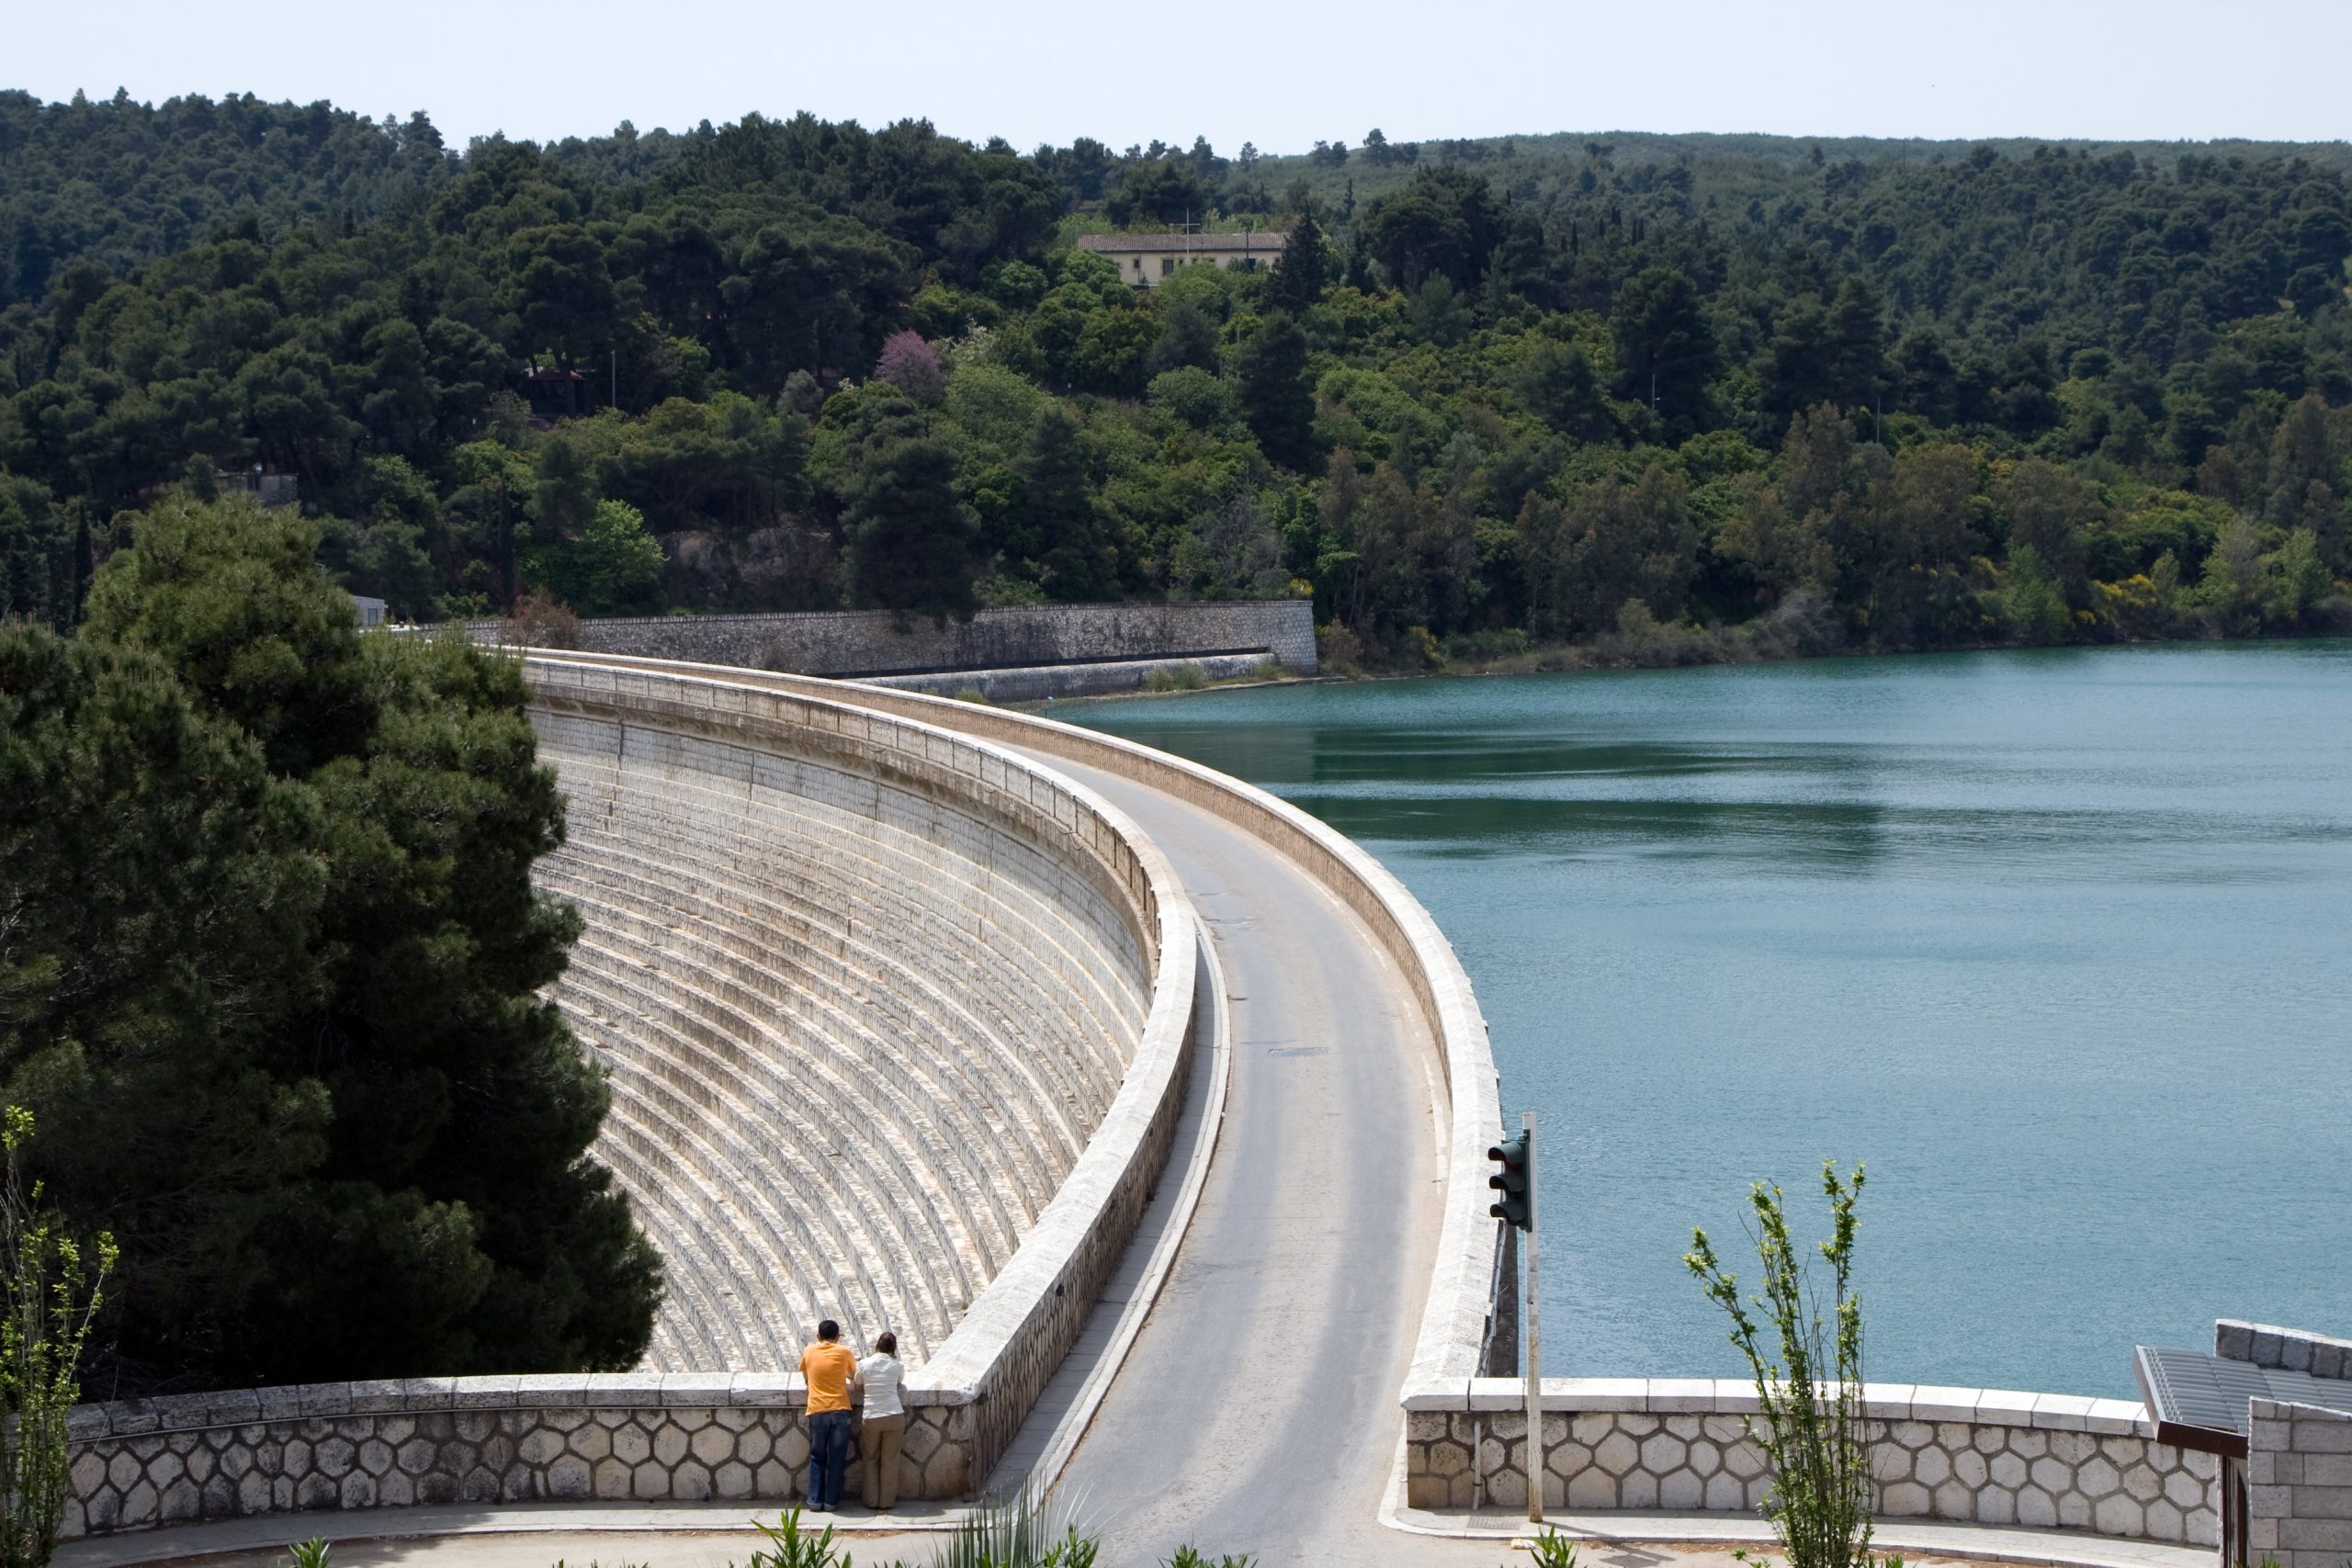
[1013,750,1448,1566]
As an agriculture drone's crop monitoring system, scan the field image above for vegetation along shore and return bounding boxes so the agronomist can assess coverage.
[2,92,2348,676]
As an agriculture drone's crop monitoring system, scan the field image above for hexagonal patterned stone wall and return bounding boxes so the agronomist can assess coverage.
[1408,1401,2221,1547]
[62,1380,974,1539]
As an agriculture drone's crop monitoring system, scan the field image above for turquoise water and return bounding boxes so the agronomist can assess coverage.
[1070,641,2352,1397]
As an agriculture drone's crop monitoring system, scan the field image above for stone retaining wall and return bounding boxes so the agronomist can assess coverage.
[63,660,1200,1537]
[473,601,1317,679]
[2221,1320,2352,1382]
[865,652,1272,703]
[1404,1381,2220,1544]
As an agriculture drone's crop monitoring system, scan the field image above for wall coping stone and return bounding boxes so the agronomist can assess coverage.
[1424,1378,2157,1438]
[2221,1320,2352,1380]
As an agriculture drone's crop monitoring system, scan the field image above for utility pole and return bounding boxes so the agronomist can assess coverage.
[1522,1109,1544,1521]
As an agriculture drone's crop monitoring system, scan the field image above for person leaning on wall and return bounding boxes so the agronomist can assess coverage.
[797,1319,858,1512]
[854,1330,908,1511]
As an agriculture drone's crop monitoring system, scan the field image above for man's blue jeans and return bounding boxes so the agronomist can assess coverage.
[806,1410,852,1509]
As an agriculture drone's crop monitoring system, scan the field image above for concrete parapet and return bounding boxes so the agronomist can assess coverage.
[1403,1381,2220,1544]
[62,657,1199,1536]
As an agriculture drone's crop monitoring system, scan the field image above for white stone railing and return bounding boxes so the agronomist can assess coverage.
[63,658,1200,1536]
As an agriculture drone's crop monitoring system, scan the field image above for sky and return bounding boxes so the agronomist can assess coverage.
[9,0,2350,153]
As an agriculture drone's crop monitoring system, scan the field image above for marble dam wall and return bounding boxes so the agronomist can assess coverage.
[61,658,1199,1536]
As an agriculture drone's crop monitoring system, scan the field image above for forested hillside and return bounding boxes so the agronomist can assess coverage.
[3,90,2349,664]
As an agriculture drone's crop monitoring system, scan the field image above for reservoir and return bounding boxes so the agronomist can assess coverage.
[1070,640,2352,1397]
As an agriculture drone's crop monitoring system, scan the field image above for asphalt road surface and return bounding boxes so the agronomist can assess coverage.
[1023,752,1449,1566]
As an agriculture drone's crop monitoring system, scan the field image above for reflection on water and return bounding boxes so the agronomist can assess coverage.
[1074,642,2352,1396]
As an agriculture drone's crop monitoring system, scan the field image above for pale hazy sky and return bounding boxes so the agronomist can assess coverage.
[9,0,2349,153]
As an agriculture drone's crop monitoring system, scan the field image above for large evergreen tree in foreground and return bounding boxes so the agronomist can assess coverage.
[0,498,660,1391]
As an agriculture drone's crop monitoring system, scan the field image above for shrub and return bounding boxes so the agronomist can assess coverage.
[1685,1162,1873,1568]
[923,1491,1097,1568]
[0,1108,113,1568]
[743,1508,850,1568]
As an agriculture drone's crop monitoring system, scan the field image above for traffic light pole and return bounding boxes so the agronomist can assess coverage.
[1522,1109,1544,1522]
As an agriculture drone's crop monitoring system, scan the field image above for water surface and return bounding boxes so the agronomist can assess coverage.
[1071,642,2352,1396]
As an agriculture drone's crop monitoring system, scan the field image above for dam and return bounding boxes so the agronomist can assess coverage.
[53,652,2347,1568]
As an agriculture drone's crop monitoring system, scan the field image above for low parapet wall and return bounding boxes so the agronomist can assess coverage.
[64,659,1199,1536]
[473,601,1318,680]
[1404,1380,2220,1544]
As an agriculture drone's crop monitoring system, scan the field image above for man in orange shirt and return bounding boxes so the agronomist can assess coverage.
[798,1319,859,1511]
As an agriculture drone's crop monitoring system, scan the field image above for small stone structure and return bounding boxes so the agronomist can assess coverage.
[62,659,1201,1537]
[2228,1323,2352,1568]
[1404,1381,2220,1543]
[475,600,1317,682]
[2250,1398,2352,1568]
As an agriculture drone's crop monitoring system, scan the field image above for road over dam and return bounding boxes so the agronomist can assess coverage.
[1012,748,1444,1562]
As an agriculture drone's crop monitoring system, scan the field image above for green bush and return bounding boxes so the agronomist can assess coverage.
[1686,1163,1873,1568]
[0,1109,112,1568]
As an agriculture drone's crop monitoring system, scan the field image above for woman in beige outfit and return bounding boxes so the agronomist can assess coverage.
[854,1331,907,1510]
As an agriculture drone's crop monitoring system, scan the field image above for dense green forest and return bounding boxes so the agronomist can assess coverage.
[4,88,2350,667]
[2,496,661,1394]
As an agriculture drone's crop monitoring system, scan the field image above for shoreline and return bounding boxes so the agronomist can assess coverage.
[1020,625,2352,710]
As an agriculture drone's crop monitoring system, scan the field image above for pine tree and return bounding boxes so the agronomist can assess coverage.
[845,434,981,622]
[1266,214,1330,315]
[20,496,662,1390]
[1021,406,1116,601]
[1238,312,1317,471]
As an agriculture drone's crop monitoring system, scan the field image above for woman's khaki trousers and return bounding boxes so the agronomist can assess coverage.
[858,1413,906,1509]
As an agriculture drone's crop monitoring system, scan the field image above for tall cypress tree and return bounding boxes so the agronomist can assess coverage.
[1265,212,1330,315]
[1238,311,1318,472]
[844,434,982,623]
[1021,406,1116,601]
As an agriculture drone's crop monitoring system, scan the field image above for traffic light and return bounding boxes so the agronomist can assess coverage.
[1488,1130,1532,1230]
